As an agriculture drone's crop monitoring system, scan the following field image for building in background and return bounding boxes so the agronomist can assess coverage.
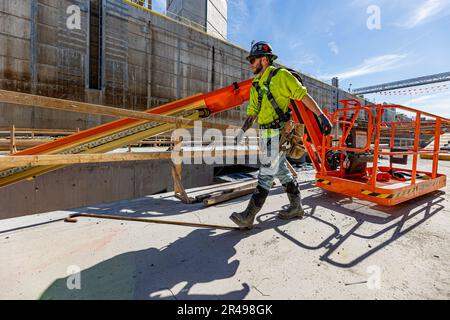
[396,113,414,122]
[166,0,228,40]
[382,104,397,123]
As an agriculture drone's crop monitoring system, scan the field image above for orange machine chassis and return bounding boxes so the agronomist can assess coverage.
[300,99,449,206]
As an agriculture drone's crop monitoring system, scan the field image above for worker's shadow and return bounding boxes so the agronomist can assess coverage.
[38,181,447,299]
[269,185,447,269]
[39,214,292,300]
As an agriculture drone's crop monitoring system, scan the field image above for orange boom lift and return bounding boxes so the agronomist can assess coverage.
[297,98,450,206]
[0,80,449,206]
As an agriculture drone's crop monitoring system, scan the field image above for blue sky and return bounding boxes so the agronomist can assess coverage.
[226,0,450,117]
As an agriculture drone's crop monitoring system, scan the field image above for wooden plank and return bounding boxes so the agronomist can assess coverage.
[0,139,54,151]
[0,138,212,150]
[171,124,194,204]
[203,188,255,207]
[0,89,240,132]
[0,150,261,168]
[172,162,193,204]
[0,153,171,168]
[0,128,76,135]
[287,162,298,178]
[67,213,240,231]
[194,181,258,203]
[201,181,276,207]
[10,125,17,155]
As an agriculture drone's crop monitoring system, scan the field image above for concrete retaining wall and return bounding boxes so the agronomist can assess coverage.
[0,0,251,130]
[0,160,214,220]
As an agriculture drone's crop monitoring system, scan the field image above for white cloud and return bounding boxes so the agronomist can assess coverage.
[400,0,450,28]
[228,0,250,36]
[289,40,304,50]
[286,40,317,66]
[368,85,450,118]
[292,55,316,67]
[319,54,408,81]
[325,21,336,37]
[328,41,339,55]
[396,89,450,118]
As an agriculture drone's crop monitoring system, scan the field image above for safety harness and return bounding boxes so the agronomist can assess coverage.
[252,67,292,130]
[252,67,308,159]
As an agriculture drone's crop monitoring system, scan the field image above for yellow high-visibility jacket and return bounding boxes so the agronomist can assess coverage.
[247,66,308,129]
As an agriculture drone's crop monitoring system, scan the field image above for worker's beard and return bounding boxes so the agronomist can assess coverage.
[253,61,263,75]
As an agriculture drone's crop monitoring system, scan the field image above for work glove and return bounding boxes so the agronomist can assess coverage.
[318,114,332,136]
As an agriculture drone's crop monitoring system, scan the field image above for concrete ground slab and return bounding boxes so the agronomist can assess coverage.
[1,159,449,300]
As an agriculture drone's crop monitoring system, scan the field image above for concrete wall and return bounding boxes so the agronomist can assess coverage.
[167,0,207,31]
[0,160,214,220]
[0,0,249,130]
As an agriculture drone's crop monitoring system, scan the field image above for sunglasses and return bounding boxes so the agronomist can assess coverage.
[249,56,263,65]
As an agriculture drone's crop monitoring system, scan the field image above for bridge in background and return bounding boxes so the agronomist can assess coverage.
[353,72,450,95]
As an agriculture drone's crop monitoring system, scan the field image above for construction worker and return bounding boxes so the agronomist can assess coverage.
[230,41,332,230]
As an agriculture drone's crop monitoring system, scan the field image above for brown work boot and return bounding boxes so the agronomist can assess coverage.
[230,186,269,230]
[278,181,305,220]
